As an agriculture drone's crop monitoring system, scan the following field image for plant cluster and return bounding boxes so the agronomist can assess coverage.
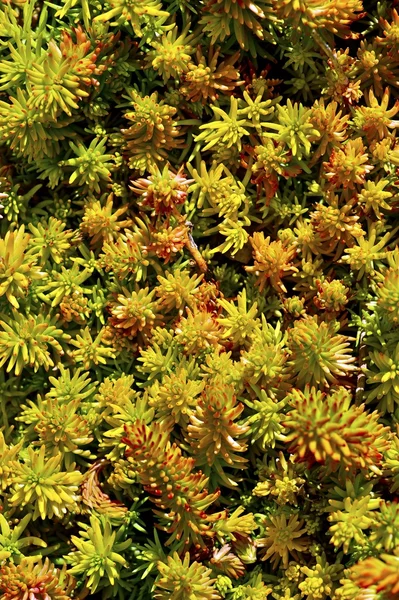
[1,0,399,599]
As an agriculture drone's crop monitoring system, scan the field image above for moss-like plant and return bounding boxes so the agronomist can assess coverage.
[0,0,399,597]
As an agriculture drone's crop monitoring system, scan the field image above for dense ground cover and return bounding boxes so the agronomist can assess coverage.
[1,0,399,598]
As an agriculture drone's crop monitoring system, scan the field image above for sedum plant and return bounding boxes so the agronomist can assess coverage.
[0,226,44,308]
[154,552,220,600]
[67,515,131,593]
[186,377,249,488]
[0,0,399,598]
[9,446,83,520]
[0,558,76,600]
[0,311,70,376]
[122,420,226,548]
[287,315,356,388]
[283,386,390,473]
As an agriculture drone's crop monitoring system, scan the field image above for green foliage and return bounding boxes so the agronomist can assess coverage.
[283,386,390,472]
[257,512,310,569]
[0,514,46,563]
[0,226,44,308]
[0,311,70,375]
[67,515,131,593]
[60,138,115,194]
[122,90,185,173]
[154,552,220,600]
[186,378,249,488]
[123,420,225,548]
[9,446,82,520]
[287,315,356,388]
[0,0,399,598]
